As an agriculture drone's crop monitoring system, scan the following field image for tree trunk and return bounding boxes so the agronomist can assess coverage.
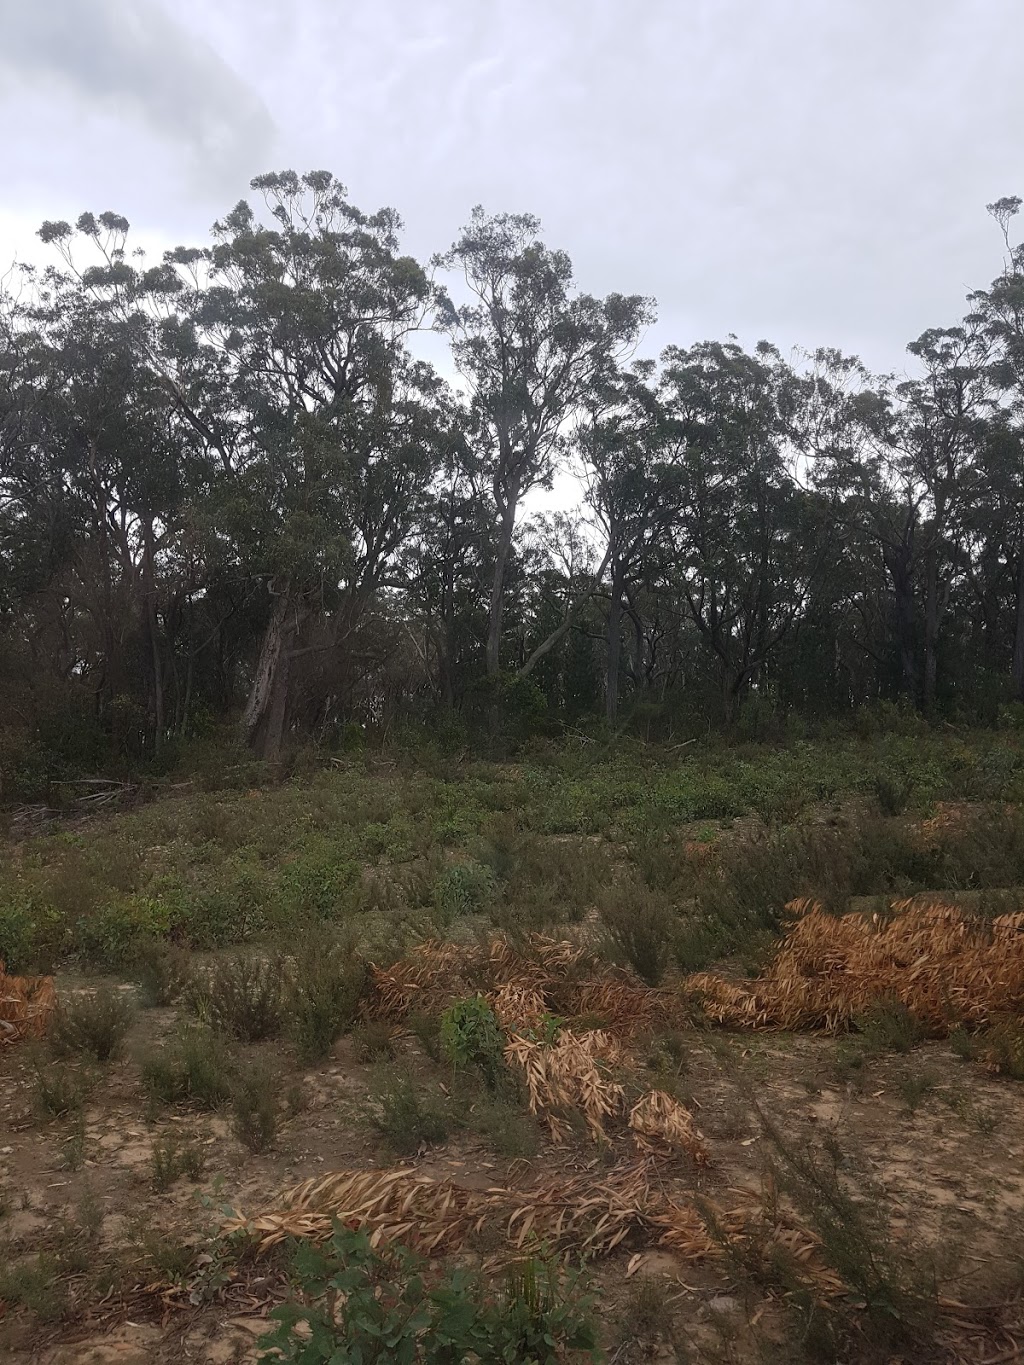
[884,528,917,702]
[243,580,303,761]
[605,565,623,725]
[1013,547,1024,704]
[486,501,517,677]
[923,541,939,714]
[142,520,164,754]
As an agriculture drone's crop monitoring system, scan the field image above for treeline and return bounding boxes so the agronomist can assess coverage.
[2,171,1024,786]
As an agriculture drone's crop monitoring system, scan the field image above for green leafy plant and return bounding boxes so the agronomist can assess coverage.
[439,996,507,1091]
[258,1226,600,1364]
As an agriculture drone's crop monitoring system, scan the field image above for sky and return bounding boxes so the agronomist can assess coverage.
[1,0,1023,379]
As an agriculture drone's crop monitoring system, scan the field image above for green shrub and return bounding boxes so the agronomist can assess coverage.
[286,937,366,1062]
[231,1063,279,1154]
[439,996,506,1090]
[32,1056,93,1117]
[369,1066,452,1154]
[188,952,284,1043]
[132,939,192,1007]
[598,881,676,986]
[48,986,134,1063]
[258,1227,599,1364]
[432,859,495,921]
[151,1133,206,1189]
[140,1026,234,1110]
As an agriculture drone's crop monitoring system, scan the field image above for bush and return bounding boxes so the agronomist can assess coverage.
[351,1019,396,1063]
[855,998,926,1055]
[150,1133,206,1189]
[132,939,192,1007]
[140,1026,234,1110]
[369,1066,452,1154]
[32,1056,93,1117]
[286,936,366,1062]
[439,996,506,1091]
[48,986,134,1063]
[598,881,676,986]
[258,1227,599,1364]
[188,952,284,1043]
[432,859,495,921]
[231,1063,279,1154]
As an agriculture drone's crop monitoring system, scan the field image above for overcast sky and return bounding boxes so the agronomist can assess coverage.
[1,0,1022,377]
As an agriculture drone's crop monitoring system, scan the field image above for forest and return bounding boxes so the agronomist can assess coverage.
[4,169,1024,792]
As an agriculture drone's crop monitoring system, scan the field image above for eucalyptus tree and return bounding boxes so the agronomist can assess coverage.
[659,340,823,716]
[578,363,686,722]
[437,208,653,677]
[159,171,442,758]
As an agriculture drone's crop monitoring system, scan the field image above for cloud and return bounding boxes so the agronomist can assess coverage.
[0,0,274,173]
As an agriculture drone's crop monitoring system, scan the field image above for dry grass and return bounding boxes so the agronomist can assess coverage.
[687,897,1024,1035]
[0,961,56,1044]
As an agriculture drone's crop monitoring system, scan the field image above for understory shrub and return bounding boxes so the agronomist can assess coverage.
[259,1227,599,1364]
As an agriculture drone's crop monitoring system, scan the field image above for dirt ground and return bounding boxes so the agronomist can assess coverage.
[3,974,1024,1365]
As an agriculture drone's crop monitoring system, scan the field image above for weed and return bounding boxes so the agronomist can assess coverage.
[619,1276,673,1344]
[286,936,366,1062]
[432,858,495,921]
[259,1227,599,1364]
[59,1111,87,1170]
[0,1254,67,1323]
[151,1133,207,1189]
[975,1015,1024,1080]
[759,1113,937,1354]
[231,1062,279,1154]
[855,998,926,1055]
[48,986,134,1062]
[32,1055,92,1117]
[407,1009,443,1062]
[897,1068,940,1112]
[140,1026,234,1110]
[351,1019,396,1063]
[188,952,284,1043]
[644,1031,691,1079]
[598,880,677,986]
[874,772,914,815]
[133,939,192,1007]
[369,1065,452,1154]
[464,1091,541,1158]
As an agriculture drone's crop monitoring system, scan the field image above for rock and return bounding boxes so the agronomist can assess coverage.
[708,1294,742,1316]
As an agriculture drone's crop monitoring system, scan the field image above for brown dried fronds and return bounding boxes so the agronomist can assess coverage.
[226,1161,659,1260]
[368,941,470,1020]
[0,961,56,1045]
[687,899,1024,1035]
[505,1029,625,1140]
[371,932,685,1039]
[226,1158,839,1291]
[489,981,548,1034]
[629,1090,710,1165]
